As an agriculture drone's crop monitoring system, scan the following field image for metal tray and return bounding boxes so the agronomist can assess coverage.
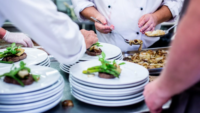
[122,47,169,74]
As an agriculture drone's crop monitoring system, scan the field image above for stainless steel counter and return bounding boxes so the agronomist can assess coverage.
[44,58,171,113]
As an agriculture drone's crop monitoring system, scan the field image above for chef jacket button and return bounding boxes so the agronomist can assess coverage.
[136,32,139,35]
[108,5,111,8]
[140,7,143,11]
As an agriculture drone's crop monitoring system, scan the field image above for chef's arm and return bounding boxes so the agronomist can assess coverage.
[0,0,87,64]
[0,28,6,39]
[152,6,173,25]
[155,0,200,97]
[80,7,103,23]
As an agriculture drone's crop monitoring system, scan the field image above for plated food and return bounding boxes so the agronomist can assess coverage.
[124,50,168,69]
[86,42,102,56]
[129,39,143,51]
[83,52,125,79]
[0,43,26,63]
[145,30,165,37]
[0,61,40,86]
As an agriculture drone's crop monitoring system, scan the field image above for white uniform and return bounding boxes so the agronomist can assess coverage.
[0,0,86,64]
[72,0,183,52]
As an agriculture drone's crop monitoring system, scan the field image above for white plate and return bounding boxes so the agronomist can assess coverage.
[0,66,61,94]
[80,43,121,61]
[36,57,49,64]
[72,88,143,100]
[60,67,69,73]
[0,91,63,111]
[37,57,49,65]
[61,64,70,70]
[0,48,48,69]
[60,65,69,72]
[70,77,148,93]
[0,82,64,104]
[0,76,63,99]
[70,60,149,86]
[38,61,50,67]
[72,91,144,107]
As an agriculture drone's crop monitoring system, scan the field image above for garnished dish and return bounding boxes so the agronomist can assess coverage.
[123,50,168,69]
[83,52,125,79]
[129,39,143,51]
[86,42,103,56]
[0,43,27,63]
[145,30,165,37]
[0,61,40,86]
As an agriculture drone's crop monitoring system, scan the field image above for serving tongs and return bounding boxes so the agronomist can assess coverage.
[90,17,142,51]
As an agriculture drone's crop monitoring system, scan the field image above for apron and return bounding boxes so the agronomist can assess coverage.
[166,1,200,112]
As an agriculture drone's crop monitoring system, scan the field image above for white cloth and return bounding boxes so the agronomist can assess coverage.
[72,0,183,52]
[0,0,86,64]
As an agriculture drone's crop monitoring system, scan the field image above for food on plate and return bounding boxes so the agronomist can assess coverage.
[123,50,168,69]
[129,39,143,51]
[83,52,125,78]
[0,43,27,63]
[86,42,102,56]
[0,61,40,86]
[62,100,74,107]
[145,30,165,37]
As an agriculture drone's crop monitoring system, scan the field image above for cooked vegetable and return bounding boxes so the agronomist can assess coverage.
[83,52,125,78]
[0,61,40,86]
[0,43,22,59]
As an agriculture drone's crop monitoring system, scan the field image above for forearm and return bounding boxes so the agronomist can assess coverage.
[153,5,173,25]
[157,0,200,97]
[0,28,6,39]
[80,7,103,22]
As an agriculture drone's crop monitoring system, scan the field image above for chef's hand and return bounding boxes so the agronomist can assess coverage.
[3,31,34,47]
[80,29,98,49]
[143,80,171,113]
[138,14,158,34]
[94,15,114,34]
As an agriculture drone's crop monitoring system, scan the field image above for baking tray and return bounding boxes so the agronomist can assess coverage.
[122,47,169,74]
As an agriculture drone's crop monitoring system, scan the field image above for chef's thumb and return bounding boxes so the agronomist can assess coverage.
[99,17,107,25]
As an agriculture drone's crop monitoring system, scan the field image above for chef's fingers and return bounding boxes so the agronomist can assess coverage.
[138,15,145,25]
[138,16,149,28]
[144,24,154,33]
[24,38,34,48]
[19,40,28,47]
[140,21,152,33]
[103,29,112,34]
[96,16,107,25]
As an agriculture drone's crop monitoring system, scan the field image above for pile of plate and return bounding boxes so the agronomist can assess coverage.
[69,60,149,107]
[60,43,122,73]
[0,66,64,113]
[0,48,50,68]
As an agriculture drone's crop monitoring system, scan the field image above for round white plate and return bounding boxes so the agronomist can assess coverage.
[72,91,144,107]
[107,53,122,60]
[80,43,121,61]
[37,61,50,66]
[0,91,63,111]
[0,82,64,104]
[60,65,69,73]
[72,88,143,100]
[70,75,148,88]
[0,48,48,69]
[37,57,49,65]
[70,77,148,93]
[61,64,70,70]
[0,66,61,94]
[0,76,63,99]
[70,60,149,86]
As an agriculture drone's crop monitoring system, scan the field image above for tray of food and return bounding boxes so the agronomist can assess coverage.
[123,47,169,74]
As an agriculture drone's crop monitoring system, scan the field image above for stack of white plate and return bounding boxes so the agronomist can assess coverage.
[69,60,149,107]
[0,48,50,68]
[0,66,64,113]
[60,43,122,73]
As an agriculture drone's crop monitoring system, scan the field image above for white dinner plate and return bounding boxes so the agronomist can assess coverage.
[72,91,144,107]
[0,48,48,69]
[37,57,49,65]
[70,60,149,86]
[0,91,63,111]
[72,88,143,100]
[0,76,63,99]
[0,66,61,94]
[60,65,69,72]
[38,61,50,67]
[0,81,64,104]
[80,43,121,61]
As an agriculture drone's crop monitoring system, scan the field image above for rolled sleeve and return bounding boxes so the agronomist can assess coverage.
[72,0,95,22]
[162,0,184,21]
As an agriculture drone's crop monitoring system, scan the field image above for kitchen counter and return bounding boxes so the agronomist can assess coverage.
[44,58,171,113]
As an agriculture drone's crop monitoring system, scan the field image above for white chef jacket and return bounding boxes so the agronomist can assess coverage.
[0,0,86,64]
[72,0,183,52]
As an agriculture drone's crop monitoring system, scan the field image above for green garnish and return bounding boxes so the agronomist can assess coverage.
[0,61,40,86]
[83,52,125,78]
[0,61,14,64]
[92,42,102,47]
[0,43,21,59]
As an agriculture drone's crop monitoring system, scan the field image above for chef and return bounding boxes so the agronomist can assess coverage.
[0,0,98,64]
[0,28,33,47]
[72,0,183,52]
[144,0,200,113]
